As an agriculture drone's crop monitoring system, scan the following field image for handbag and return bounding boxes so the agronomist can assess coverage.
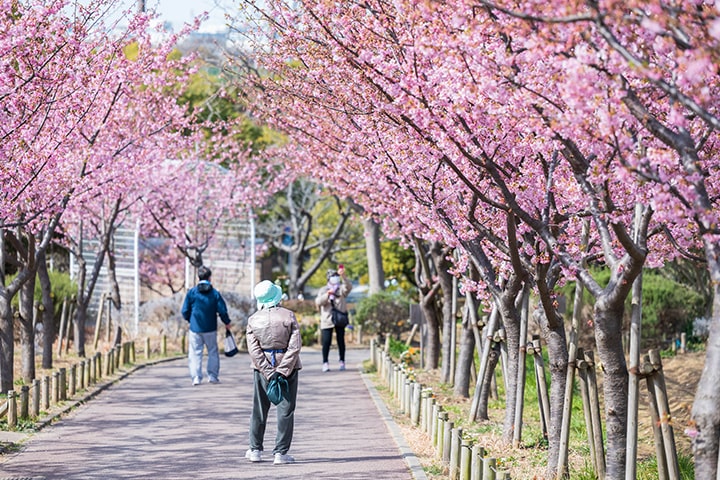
[224,329,239,357]
[267,375,289,405]
[330,300,349,328]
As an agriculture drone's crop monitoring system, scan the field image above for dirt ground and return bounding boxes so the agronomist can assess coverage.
[383,349,705,480]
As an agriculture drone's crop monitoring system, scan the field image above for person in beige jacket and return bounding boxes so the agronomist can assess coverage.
[245,280,302,465]
[315,266,352,372]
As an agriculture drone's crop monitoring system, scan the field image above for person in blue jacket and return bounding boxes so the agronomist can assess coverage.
[181,266,231,385]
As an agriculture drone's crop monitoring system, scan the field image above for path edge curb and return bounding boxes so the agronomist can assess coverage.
[361,372,429,480]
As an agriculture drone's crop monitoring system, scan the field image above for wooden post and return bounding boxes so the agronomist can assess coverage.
[411,382,422,426]
[450,427,462,479]
[7,391,16,428]
[96,353,103,381]
[443,420,453,463]
[69,364,76,396]
[59,368,67,401]
[79,360,86,390]
[31,379,40,417]
[19,386,29,419]
[84,358,91,387]
[113,345,119,369]
[145,337,151,360]
[161,335,167,356]
[41,375,50,410]
[483,457,497,480]
[470,445,484,480]
[52,371,59,404]
[460,440,471,480]
[680,333,686,354]
[431,404,440,446]
[105,351,112,376]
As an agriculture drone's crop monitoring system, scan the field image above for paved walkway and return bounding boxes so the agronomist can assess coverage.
[0,348,427,480]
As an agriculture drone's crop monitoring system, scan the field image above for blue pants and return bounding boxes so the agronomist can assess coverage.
[249,369,299,455]
[188,330,220,381]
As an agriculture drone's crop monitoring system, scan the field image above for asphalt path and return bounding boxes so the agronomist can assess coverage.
[0,347,426,480]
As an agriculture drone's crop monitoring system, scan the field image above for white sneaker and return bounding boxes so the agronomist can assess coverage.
[322,362,330,372]
[274,453,295,465]
[245,449,262,462]
[339,361,346,371]
[192,377,201,386]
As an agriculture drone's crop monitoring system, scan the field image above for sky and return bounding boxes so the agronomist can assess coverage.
[125,0,238,33]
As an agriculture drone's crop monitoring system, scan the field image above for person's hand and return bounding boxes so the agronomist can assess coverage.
[270,371,284,381]
[225,323,231,330]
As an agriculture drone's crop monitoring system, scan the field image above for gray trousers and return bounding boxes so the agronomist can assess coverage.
[249,369,298,455]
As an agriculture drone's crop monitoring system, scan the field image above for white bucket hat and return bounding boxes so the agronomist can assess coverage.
[254,280,283,309]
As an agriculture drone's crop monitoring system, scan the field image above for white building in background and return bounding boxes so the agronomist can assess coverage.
[70,214,256,337]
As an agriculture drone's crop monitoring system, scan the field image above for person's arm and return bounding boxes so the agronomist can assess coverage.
[181,291,192,321]
[338,270,352,297]
[246,323,274,378]
[216,292,231,329]
[315,286,332,307]
[276,312,302,377]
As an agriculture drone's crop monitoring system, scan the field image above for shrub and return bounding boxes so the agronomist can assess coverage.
[8,270,77,317]
[560,267,705,348]
[353,291,410,340]
[300,323,318,346]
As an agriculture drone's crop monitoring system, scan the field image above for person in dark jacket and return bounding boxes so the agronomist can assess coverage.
[181,266,231,385]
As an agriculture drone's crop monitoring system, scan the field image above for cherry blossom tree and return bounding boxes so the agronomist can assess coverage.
[0,0,211,383]
[232,1,720,477]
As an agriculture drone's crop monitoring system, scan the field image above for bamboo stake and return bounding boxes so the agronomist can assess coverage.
[93,292,107,350]
[469,305,500,421]
[649,349,680,480]
[513,287,530,448]
[56,297,68,357]
[533,336,551,440]
[585,350,606,480]
[645,356,669,480]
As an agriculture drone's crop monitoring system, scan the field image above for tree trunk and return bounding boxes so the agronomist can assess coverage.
[454,304,476,398]
[498,284,522,444]
[73,303,87,358]
[0,292,14,393]
[534,308,569,477]
[593,296,628,479]
[107,245,122,310]
[19,272,36,382]
[37,251,55,370]
[691,240,720,478]
[74,256,88,358]
[432,244,455,384]
[420,292,441,370]
[414,238,441,370]
[363,217,385,294]
[477,341,501,420]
